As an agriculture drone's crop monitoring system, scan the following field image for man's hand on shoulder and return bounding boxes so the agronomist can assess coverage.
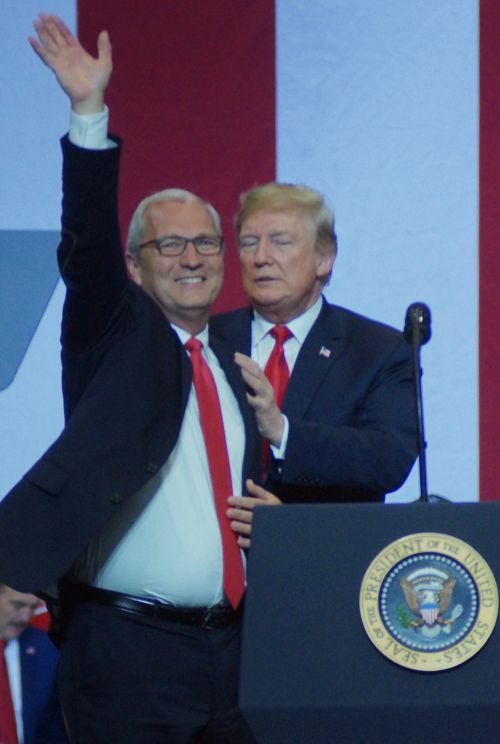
[234,352,285,446]
[29,12,112,113]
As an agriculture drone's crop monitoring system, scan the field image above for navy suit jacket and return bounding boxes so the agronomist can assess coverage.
[18,625,68,744]
[211,303,417,503]
[0,137,260,595]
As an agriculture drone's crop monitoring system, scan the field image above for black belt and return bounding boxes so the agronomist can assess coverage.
[65,583,242,630]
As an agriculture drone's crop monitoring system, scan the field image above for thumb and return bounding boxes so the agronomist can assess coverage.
[97,30,112,65]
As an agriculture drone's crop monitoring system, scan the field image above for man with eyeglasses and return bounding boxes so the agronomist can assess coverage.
[0,15,277,744]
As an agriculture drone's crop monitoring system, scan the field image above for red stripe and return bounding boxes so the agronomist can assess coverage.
[479,0,500,500]
[78,1,276,312]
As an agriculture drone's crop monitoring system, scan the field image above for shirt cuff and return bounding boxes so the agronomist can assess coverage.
[270,415,289,460]
[69,105,117,149]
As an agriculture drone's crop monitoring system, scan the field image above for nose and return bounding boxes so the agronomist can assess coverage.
[253,238,274,265]
[180,240,203,267]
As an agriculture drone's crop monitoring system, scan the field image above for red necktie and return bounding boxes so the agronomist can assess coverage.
[0,640,19,744]
[262,325,293,474]
[264,325,293,408]
[185,337,245,609]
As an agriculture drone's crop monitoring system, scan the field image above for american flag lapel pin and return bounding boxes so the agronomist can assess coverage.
[319,346,331,358]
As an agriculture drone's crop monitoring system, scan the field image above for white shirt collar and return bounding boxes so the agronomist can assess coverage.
[252,295,324,347]
[171,323,209,347]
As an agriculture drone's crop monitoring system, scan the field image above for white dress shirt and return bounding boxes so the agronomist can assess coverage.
[92,327,245,606]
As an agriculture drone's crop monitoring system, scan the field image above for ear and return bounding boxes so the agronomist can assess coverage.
[316,250,335,281]
[125,251,143,286]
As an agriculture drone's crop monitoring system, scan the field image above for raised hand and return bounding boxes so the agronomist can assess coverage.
[234,352,285,445]
[28,13,112,113]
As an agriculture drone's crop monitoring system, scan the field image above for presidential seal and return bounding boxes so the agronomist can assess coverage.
[359,533,498,672]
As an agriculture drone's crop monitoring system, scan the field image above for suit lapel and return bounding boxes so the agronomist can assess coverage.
[210,308,253,355]
[179,341,193,408]
[283,303,346,418]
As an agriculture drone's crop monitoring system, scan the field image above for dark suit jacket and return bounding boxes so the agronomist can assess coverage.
[0,137,260,595]
[19,625,68,744]
[210,304,417,503]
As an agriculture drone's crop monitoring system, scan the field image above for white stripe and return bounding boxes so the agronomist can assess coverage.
[277,0,478,502]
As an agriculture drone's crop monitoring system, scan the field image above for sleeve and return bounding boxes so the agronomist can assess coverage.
[57,134,128,356]
[69,105,117,150]
[271,334,417,496]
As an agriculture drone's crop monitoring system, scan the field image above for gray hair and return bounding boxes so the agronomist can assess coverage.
[126,188,222,253]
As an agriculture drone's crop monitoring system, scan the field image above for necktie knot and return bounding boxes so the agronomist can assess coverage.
[184,336,202,355]
[270,324,292,347]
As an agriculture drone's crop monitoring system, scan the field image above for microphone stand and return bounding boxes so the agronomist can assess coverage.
[404,303,448,504]
[409,319,429,502]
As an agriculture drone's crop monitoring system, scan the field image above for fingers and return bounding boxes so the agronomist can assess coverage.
[227,507,252,549]
[97,30,113,66]
[32,14,75,56]
[245,478,281,503]
[227,482,281,550]
[228,511,252,531]
[235,353,274,406]
[227,498,255,514]
[234,352,265,388]
[234,351,261,374]
[39,13,75,44]
[28,36,48,64]
[227,496,254,548]
[29,14,75,70]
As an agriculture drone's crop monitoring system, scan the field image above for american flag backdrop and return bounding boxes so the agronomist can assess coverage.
[0,1,498,507]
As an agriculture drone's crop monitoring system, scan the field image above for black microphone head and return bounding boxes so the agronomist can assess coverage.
[404,302,431,345]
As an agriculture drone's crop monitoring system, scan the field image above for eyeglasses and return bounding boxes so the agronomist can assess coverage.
[137,234,224,257]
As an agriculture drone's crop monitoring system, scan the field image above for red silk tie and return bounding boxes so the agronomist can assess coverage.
[262,325,293,474]
[264,325,293,408]
[185,337,245,609]
[0,640,19,744]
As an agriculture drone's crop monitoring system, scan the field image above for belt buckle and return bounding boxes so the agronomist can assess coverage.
[201,606,219,630]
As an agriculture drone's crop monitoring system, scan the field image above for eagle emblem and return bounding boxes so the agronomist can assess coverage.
[400,567,463,638]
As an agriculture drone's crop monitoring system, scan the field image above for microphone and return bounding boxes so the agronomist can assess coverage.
[404,302,431,346]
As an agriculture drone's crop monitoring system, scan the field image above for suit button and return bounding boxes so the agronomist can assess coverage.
[146,462,159,474]
[110,493,123,504]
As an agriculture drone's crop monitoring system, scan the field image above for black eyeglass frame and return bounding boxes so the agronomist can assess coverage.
[137,234,224,257]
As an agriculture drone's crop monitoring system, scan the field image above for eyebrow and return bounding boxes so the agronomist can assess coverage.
[240,230,293,239]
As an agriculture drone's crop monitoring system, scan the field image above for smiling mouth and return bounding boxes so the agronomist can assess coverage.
[176,277,205,285]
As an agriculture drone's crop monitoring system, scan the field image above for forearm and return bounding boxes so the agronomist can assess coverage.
[280,417,416,493]
[276,341,418,494]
